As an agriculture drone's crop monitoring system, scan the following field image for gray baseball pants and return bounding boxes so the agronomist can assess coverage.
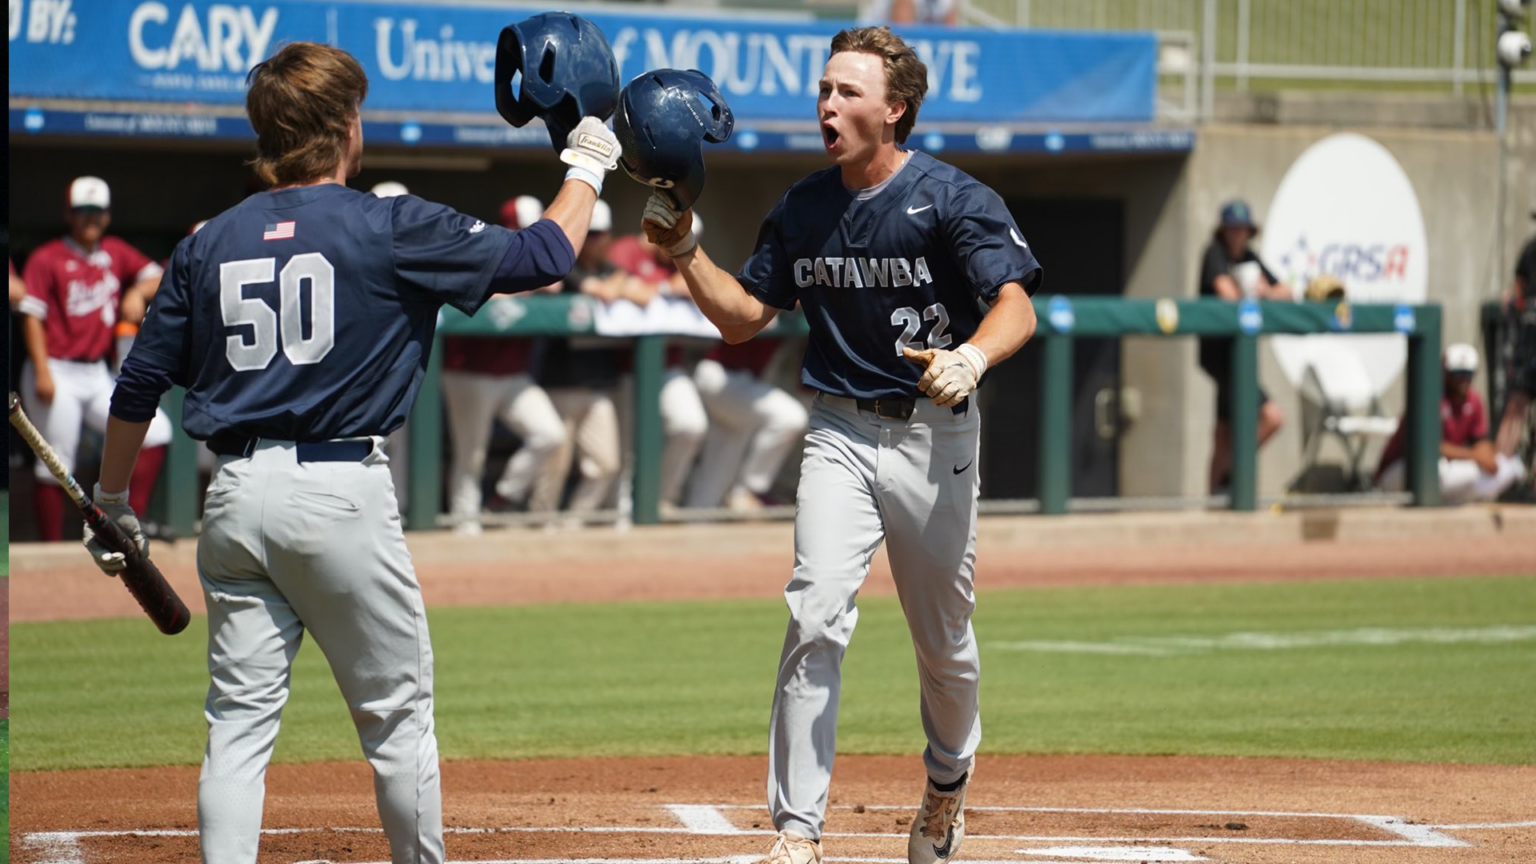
[769,394,983,841]
[196,439,441,864]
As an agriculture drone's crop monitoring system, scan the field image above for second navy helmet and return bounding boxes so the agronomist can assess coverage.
[613,69,734,210]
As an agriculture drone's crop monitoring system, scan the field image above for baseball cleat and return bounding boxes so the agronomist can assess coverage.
[761,830,823,864]
[908,771,969,864]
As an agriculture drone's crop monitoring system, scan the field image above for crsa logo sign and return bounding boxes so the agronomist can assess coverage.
[1262,133,1428,398]
[1275,234,1412,288]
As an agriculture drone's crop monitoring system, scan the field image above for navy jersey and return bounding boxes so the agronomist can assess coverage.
[738,151,1042,399]
[124,184,543,440]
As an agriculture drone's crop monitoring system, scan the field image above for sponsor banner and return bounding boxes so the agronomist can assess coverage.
[1260,132,1429,396]
[8,0,1155,124]
[11,107,1194,156]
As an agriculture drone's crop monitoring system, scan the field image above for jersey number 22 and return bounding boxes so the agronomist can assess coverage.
[891,303,952,356]
[220,254,336,371]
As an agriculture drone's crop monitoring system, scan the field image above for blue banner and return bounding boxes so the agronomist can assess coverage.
[8,1,1156,124]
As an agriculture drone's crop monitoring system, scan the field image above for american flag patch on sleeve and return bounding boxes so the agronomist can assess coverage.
[263,221,296,241]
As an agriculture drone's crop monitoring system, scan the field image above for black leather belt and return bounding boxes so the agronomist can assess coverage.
[854,396,968,420]
[207,432,374,463]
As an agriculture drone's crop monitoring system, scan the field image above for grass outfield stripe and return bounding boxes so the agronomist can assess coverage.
[9,576,1536,771]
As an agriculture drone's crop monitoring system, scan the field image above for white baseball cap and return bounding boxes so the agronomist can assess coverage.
[69,176,111,210]
[504,195,544,229]
[371,181,409,198]
[590,200,613,233]
[1444,342,1479,374]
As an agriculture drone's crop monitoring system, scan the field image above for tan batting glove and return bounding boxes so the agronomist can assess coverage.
[903,343,989,407]
[83,483,146,577]
[641,191,697,258]
[560,117,621,195]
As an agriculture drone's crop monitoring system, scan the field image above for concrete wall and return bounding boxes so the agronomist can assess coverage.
[1175,117,1525,499]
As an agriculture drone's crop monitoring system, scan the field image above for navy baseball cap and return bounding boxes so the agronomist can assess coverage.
[1219,200,1257,230]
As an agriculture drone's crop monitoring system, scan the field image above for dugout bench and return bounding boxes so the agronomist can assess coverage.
[151,296,1443,533]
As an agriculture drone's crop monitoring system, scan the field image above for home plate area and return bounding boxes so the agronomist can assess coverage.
[20,802,1535,864]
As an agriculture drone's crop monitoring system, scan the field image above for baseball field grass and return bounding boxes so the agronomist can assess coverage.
[10,575,1536,772]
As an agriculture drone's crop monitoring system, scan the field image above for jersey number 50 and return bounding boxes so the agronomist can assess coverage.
[220,254,336,371]
[891,303,952,356]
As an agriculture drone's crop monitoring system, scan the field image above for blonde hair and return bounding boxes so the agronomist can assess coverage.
[246,43,368,186]
[829,27,928,144]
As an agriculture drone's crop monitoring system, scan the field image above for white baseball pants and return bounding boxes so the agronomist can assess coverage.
[686,358,808,508]
[20,358,173,484]
[441,371,566,531]
[1378,454,1527,504]
[545,388,623,513]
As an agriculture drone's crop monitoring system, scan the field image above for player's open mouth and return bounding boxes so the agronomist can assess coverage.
[822,123,840,149]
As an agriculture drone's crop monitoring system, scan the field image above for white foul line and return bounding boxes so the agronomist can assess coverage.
[25,799,1508,864]
[665,805,744,835]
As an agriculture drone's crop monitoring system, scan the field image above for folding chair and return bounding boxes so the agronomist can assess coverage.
[1288,341,1401,492]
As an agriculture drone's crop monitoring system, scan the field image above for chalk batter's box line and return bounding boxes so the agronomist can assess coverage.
[25,804,1536,863]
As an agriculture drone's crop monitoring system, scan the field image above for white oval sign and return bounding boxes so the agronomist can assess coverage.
[1261,133,1428,395]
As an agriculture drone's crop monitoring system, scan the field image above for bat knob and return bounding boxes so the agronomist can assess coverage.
[8,392,19,413]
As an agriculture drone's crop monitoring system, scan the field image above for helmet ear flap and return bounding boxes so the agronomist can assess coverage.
[692,75,735,144]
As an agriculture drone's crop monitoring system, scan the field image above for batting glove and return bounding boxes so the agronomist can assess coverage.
[560,117,621,195]
[83,483,146,577]
[903,344,989,407]
[642,191,698,258]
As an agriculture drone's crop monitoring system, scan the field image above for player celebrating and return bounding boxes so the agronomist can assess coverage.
[89,41,618,864]
[643,26,1041,864]
[18,175,174,541]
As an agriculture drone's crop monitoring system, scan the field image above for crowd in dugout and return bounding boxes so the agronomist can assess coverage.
[9,176,812,540]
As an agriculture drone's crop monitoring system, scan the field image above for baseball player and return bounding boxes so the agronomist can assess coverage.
[642,27,1041,864]
[441,195,569,533]
[1377,343,1527,502]
[18,175,175,541]
[88,40,618,864]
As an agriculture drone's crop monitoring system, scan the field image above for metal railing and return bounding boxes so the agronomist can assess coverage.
[961,0,1536,101]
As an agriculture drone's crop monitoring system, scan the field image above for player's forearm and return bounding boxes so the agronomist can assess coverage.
[23,315,51,370]
[99,415,152,495]
[1440,442,1476,461]
[1212,275,1243,302]
[676,246,776,343]
[965,283,1036,368]
[130,274,162,306]
[542,179,599,254]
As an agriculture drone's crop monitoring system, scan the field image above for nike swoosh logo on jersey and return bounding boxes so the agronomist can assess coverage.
[1010,228,1028,248]
[953,459,974,475]
[907,204,933,215]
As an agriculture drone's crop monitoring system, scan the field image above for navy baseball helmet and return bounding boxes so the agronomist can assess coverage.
[614,69,734,210]
[495,13,619,153]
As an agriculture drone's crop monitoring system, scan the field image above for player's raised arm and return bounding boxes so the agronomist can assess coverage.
[642,194,780,344]
[540,117,620,254]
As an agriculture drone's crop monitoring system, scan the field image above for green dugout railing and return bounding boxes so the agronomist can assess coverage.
[153,295,1442,534]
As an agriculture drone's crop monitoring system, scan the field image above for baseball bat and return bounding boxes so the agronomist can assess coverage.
[9,392,192,635]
